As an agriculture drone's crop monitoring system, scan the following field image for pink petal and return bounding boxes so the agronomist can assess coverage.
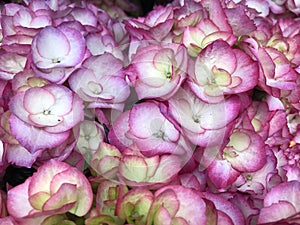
[34,26,70,60]
[49,168,93,216]
[42,183,77,212]
[129,102,165,139]
[224,129,266,172]
[44,85,73,115]
[258,201,297,224]
[208,159,240,189]
[153,185,207,225]
[108,111,133,151]
[44,94,84,133]
[154,205,172,224]
[9,91,31,122]
[152,188,180,217]
[9,114,70,152]
[29,160,71,196]
[263,181,300,211]
[6,144,42,168]
[7,177,34,218]
[82,53,123,78]
[201,192,246,225]
[32,26,85,69]
[216,211,234,225]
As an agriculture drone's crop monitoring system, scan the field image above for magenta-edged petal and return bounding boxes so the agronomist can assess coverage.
[49,168,93,216]
[6,144,42,168]
[108,110,133,151]
[44,85,73,115]
[217,211,234,225]
[29,160,71,196]
[208,159,240,189]
[151,189,180,218]
[42,183,77,211]
[9,91,31,124]
[148,155,182,183]
[32,26,85,69]
[201,192,246,225]
[169,87,240,138]
[44,94,84,133]
[0,217,18,225]
[223,129,266,172]
[9,114,70,152]
[28,191,52,212]
[205,0,232,32]
[7,177,34,218]
[135,138,185,157]
[229,49,259,94]
[116,188,154,224]
[154,205,172,224]
[34,26,70,59]
[23,87,55,114]
[92,76,129,101]
[263,181,300,211]
[56,26,86,66]
[82,53,124,78]
[68,68,96,97]
[129,102,164,139]
[71,7,98,27]
[199,96,241,130]
[149,185,207,225]
[185,125,231,147]
[258,201,297,224]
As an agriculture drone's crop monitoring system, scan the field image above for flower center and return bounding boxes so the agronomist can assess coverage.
[154,130,166,140]
[192,114,200,123]
[52,58,61,64]
[43,109,51,115]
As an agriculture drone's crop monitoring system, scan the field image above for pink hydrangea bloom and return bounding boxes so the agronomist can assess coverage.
[31,25,86,69]
[129,43,188,100]
[8,84,83,151]
[188,40,259,103]
[7,160,93,224]
[68,53,130,110]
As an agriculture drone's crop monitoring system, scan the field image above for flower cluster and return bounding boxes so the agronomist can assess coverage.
[0,0,299,224]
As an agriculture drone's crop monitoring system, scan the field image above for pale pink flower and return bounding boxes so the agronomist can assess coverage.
[125,5,174,41]
[147,185,207,225]
[129,43,188,100]
[68,53,130,111]
[188,40,259,103]
[7,160,93,223]
[31,25,86,69]
[1,1,52,38]
[168,85,241,147]
[8,84,83,151]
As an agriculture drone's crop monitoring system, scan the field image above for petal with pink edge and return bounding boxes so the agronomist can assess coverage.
[7,177,34,218]
[9,114,70,152]
[207,158,240,189]
[42,183,77,212]
[49,168,93,216]
[29,160,70,196]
